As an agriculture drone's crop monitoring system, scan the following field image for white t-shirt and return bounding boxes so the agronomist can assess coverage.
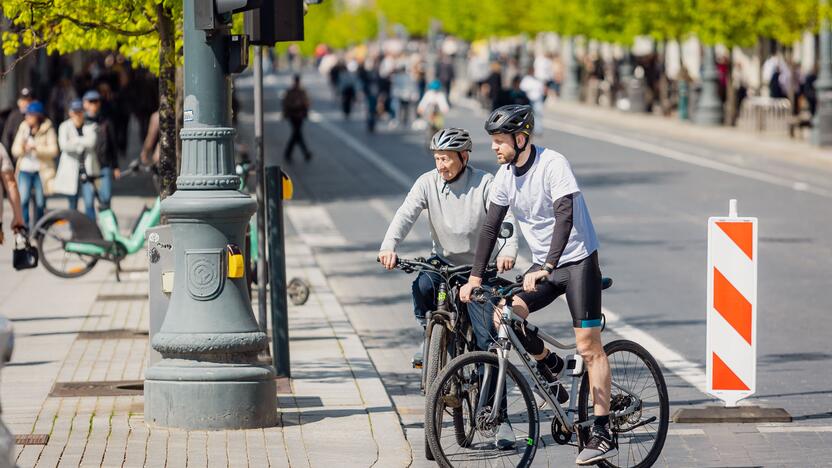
[490,146,599,267]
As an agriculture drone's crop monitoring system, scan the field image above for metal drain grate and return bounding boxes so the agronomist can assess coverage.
[95,293,148,302]
[49,380,143,397]
[15,434,49,445]
[77,329,148,340]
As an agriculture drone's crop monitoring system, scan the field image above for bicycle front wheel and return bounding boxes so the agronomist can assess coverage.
[424,322,449,461]
[425,351,539,468]
[578,339,669,468]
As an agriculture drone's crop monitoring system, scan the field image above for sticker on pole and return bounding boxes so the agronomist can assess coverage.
[706,199,757,407]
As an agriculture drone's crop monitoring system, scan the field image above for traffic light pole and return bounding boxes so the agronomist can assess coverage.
[144,0,277,430]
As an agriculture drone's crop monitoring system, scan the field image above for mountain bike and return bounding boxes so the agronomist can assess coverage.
[33,160,159,280]
[424,277,669,467]
[382,223,515,460]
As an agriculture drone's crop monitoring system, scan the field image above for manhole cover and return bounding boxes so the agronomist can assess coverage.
[95,294,147,302]
[77,329,148,340]
[49,380,144,397]
[15,434,49,445]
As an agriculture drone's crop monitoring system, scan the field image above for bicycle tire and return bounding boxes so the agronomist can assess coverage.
[426,351,539,468]
[577,339,669,468]
[36,218,98,278]
[424,322,448,460]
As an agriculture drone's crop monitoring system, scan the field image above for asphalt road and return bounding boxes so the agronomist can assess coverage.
[235,69,832,467]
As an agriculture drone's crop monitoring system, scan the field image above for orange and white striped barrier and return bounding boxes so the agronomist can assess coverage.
[706,199,758,407]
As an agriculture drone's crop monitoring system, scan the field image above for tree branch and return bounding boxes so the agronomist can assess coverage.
[53,14,156,37]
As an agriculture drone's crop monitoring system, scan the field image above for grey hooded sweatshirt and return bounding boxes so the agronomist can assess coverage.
[380,166,518,265]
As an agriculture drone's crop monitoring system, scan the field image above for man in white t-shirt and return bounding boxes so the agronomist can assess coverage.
[460,105,616,465]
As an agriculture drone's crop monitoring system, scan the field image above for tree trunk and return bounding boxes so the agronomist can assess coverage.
[725,51,737,126]
[156,3,177,199]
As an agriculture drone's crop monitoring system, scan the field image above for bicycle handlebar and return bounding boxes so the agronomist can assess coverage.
[376,256,495,277]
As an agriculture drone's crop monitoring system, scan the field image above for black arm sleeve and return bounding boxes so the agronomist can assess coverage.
[471,203,509,278]
[544,193,574,268]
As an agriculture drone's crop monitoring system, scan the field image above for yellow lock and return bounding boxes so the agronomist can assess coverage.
[282,171,294,200]
[227,244,245,278]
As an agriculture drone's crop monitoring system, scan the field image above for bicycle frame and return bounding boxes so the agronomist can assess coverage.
[64,198,161,258]
[479,304,643,435]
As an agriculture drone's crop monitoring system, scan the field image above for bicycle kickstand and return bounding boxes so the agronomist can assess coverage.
[115,260,122,282]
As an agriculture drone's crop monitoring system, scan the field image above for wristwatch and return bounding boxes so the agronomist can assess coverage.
[542,263,555,274]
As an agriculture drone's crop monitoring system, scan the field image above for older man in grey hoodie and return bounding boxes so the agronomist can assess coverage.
[379,128,518,354]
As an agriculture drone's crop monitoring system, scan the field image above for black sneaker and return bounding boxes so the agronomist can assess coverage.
[576,424,618,465]
[536,354,568,404]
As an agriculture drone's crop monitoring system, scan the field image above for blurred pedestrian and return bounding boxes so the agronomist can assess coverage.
[417,80,450,134]
[282,75,312,162]
[339,60,359,120]
[83,90,119,209]
[57,99,98,220]
[11,101,59,228]
[486,61,504,111]
[0,143,25,244]
[499,75,531,107]
[1,88,34,161]
[360,59,382,133]
[520,67,545,135]
[392,66,419,128]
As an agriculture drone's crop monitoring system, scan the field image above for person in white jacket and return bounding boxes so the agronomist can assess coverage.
[57,99,98,220]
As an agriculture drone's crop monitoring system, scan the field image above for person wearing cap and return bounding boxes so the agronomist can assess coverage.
[11,101,59,228]
[1,88,34,159]
[83,89,119,209]
[57,99,98,220]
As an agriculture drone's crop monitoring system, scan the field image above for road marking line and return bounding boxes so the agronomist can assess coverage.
[757,425,832,433]
[667,428,705,436]
[455,98,830,198]
[312,110,711,399]
[542,117,832,198]
[284,205,347,247]
[310,111,414,189]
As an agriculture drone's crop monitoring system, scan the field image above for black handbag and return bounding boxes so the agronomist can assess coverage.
[12,233,38,270]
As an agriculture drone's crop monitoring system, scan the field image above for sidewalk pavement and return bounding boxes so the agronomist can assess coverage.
[0,194,411,467]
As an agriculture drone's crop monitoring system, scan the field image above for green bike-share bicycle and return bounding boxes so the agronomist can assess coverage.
[33,160,159,280]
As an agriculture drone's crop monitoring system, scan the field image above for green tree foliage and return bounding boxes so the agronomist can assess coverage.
[1,0,183,73]
[277,0,377,56]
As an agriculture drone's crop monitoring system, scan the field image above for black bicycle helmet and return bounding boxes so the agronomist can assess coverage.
[430,127,473,152]
[484,104,534,135]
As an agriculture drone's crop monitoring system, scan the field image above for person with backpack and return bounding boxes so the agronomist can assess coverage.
[282,74,312,162]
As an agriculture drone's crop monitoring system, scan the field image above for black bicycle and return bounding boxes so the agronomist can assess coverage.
[425,277,669,467]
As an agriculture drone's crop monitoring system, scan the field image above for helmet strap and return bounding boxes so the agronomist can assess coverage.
[510,133,530,166]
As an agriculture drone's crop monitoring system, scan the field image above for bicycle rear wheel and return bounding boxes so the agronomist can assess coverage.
[36,217,98,278]
[578,339,669,468]
[426,351,539,468]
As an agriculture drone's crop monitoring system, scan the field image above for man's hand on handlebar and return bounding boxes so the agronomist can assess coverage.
[459,276,483,303]
[496,256,515,273]
[378,250,398,270]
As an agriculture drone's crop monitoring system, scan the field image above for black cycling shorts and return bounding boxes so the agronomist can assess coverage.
[515,251,603,328]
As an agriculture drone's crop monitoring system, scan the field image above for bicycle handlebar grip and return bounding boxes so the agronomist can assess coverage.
[470,287,488,304]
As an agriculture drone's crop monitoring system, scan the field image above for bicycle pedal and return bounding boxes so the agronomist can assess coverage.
[412,361,422,369]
